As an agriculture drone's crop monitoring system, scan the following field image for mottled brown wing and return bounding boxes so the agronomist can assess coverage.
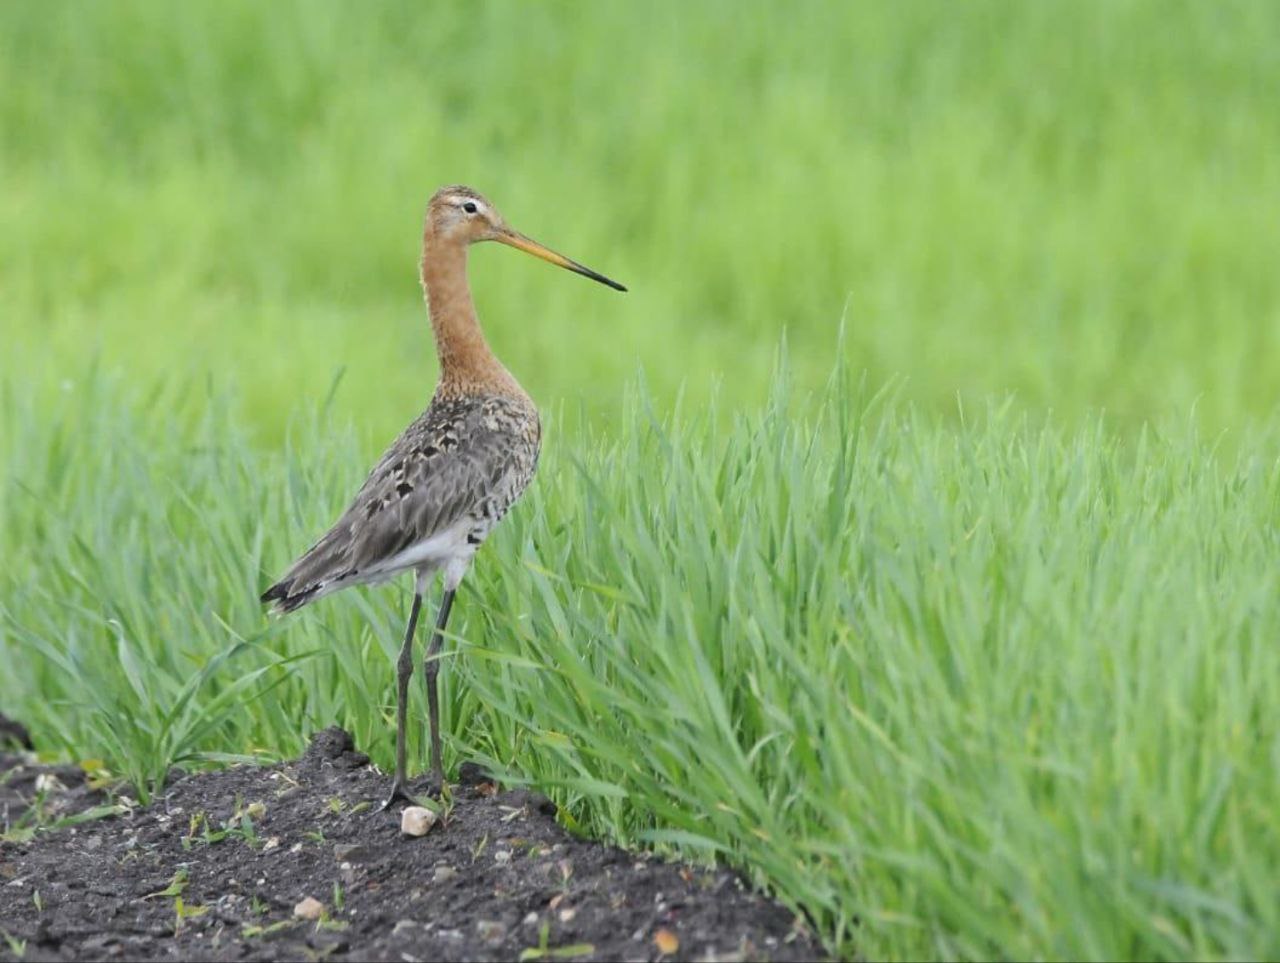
[262,395,538,612]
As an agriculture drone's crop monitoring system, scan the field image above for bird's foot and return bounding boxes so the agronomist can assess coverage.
[378,779,421,812]
[377,773,450,812]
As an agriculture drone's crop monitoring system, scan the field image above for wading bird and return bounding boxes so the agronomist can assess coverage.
[262,186,626,808]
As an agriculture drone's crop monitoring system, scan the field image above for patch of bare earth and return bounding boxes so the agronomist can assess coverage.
[0,727,826,962]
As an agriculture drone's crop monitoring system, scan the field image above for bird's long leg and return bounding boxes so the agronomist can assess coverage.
[424,588,456,793]
[380,591,423,811]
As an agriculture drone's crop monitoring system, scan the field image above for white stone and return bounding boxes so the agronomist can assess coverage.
[401,806,437,837]
[293,896,325,920]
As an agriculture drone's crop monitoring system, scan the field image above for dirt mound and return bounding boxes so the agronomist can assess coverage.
[0,715,32,752]
[0,728,824,961]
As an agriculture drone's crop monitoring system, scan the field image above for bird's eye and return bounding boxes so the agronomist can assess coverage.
[462,202,478,214]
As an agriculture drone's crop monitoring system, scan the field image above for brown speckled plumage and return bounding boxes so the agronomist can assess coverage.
[261,391,540,612]
[261,185,624,804]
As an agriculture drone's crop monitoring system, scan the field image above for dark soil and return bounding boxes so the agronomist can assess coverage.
[0,716,32,752]
[0,727,824,962]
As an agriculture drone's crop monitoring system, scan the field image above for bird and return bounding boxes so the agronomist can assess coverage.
[261,185,626,809]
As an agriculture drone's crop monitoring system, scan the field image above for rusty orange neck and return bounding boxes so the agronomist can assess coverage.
[420,234,521,397]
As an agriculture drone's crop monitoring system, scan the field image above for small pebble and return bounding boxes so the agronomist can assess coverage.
[558,907,577,923]
[401,806,437,837]
[293,896,325,920]
[433,864,457,883]
[654,928,680,955]
[333,843,368,862]
[494,849,512,866]
[476,919,506,944]
[522,911,539,926]
[34,773,66,794]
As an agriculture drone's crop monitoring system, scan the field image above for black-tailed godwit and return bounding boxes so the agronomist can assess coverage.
[262,185,625,808]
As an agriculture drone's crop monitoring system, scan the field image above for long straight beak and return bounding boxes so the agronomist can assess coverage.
[495,229,627,292]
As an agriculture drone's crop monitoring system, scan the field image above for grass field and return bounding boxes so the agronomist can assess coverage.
[3,367,1278,960]
[4,2,1280,960]
[4,1,1280,436]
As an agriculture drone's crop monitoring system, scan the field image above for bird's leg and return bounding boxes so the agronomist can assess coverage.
[423,588,456,794]
[380,591,423,811]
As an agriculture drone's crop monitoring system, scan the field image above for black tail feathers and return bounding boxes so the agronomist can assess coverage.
[260,579,318,614]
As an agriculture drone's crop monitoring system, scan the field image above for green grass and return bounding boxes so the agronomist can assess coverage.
[3,0,1280,439]
[3,364,1278,960]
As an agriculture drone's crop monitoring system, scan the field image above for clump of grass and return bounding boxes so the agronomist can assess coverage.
[2,363,1278,960]
[465,365,1280,960]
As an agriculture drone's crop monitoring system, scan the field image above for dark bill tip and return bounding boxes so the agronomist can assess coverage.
[570,263,628,292]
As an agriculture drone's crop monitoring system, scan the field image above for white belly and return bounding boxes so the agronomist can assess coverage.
[365,517,479,591]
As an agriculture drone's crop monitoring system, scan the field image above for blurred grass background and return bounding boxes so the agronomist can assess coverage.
[4,0,1279,442]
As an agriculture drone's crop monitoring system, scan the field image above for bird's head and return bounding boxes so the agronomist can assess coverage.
[424,185,626,292]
